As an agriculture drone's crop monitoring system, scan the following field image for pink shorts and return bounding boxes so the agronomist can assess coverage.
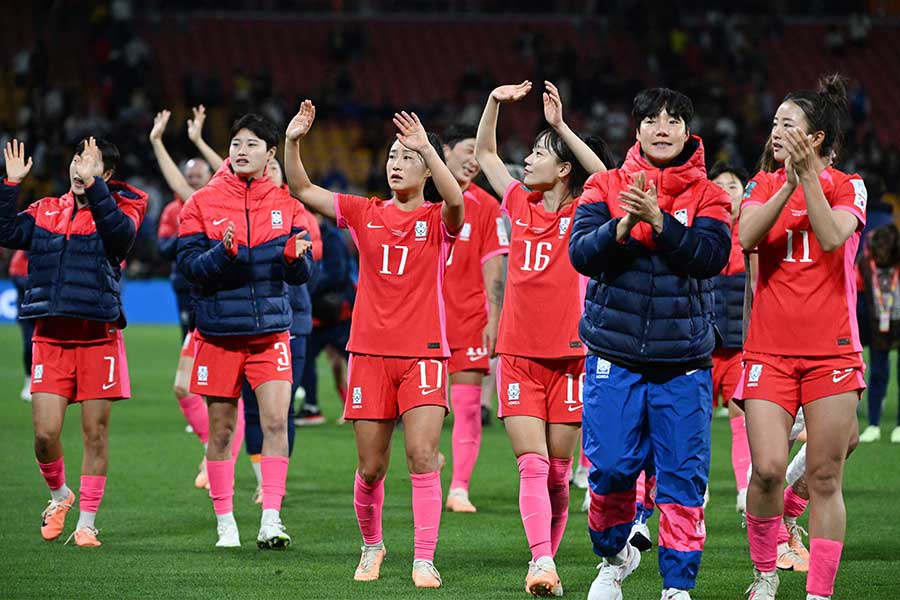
[496,354,584,424]
[344,353,449,420]
[31,334,131,402]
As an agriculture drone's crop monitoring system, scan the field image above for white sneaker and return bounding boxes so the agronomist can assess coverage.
[745,569,779,599]
[714,406,729,418]
[257,516,291,549]
[736,488,747,514]
[573,464,589,489]
[629,520,652,552]
[892,426,900,444]
[806,595,830,600]
[582,487,590,512]
[215,518,240,548]
[662,589,692,600]
[20,375,31,402]
[859,425,881,443]
[588,544,641,600]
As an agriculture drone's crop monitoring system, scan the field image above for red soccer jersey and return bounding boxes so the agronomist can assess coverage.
[443,183,509,349]
[334,193,455,358]
[157,197,184,240]
[495,180,585,359]
[723,222,746,276]
[742,167,867,356]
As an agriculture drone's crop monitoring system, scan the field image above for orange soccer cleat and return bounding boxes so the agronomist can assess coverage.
[40,490,75,541]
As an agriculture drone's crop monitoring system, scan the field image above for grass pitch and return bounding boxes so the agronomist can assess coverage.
[0,324,898,599]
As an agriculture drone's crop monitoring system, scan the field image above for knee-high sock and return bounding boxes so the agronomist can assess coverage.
[518,453,552,560]
[746,513,780,572]
[410,471,442,561]
[79,475,106,514]
[178,394,209,444]
[354,472,384,545]
[778,485,810,544]
[231,397,245,462]
[207,459,235,515]
[807,538,842,597]
[260,455,289,512]
[449,384,482,491]
[548,457,572,556]
[729,416,751,491]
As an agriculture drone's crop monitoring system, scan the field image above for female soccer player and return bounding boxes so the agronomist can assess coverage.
[475,80,608,597]
[0,138,147,547]
[738,75,867,600]
[178,114,313,549]
[284,101,464,588]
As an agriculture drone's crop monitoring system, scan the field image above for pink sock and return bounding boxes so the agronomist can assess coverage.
[746,513,781,572]
[730,416,751,491]
[807,538,843,596]
[177,394,209,443]
[354,472,385,545]
[636,471,647,505]
[644,474,657,510]
[548,457,572,556]
[517,453,552,561]
[261,455,289,511]
[449,384,482,491]
[410,471,442,561]
[207,459,235,515]
[37,457,66,491]
[783,486,808,518]
[231,397,246,462]
[79,475,106,513]
[777,521,790,545]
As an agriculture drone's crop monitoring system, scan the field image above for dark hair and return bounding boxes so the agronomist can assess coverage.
[230,113,278,149]
[443,123,477,149]
[75,138,119,175]
[868,224,900,269]
[422,132,447,202]
[781,74,849,160]
[534,128,611,197]
[632,88,694,128]
[708,161,749,187]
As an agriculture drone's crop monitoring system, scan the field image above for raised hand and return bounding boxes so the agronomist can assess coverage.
[73,137,104,182]
[4,139,33,183]
[542,80,564,128]
[490,80,532,104]
[187,105,207,143]
[286,100,316,142]
[150,110,171,143]
[393,111,430,153]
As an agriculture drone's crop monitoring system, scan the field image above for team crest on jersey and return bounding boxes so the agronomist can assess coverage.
[595,359,611,379]
[674,209,689,226]
[415,220,428,240]
[197,365,209,384]
[559,217,571,237]
[743,181,757,199]
[460,223,472,241]
[851,179,868,213]
[271,210,283,228]
[34,364,44,382]
[352,387,363,407]
[747,364,763,387]
[507,383,520,404]
[496,218,510,246]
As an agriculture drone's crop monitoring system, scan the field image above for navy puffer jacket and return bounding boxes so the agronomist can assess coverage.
[569,137,732,368]
[711,230,746,349]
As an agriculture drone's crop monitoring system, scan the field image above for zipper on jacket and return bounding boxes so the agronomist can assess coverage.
[244,180,260,329]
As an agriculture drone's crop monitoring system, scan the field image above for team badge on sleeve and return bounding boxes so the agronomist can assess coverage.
[674,209,689,226]
[743,181,757,199]
[851,179,867,213]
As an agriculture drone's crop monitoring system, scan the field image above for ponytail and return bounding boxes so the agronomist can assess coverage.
[780,73,849,162]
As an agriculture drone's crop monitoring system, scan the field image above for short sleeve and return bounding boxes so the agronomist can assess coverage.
[740,172,772,211]
[831,175,867,231]
[479,197,509,263]
[334,193,370,231]
[500,180,528,219]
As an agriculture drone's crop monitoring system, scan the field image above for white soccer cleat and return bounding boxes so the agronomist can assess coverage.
[859,425,881,443]
[629,520,653,552]
[588,544,640,600]
[745,569,779,599]
[714,406,729,418]
[572,464,589,489]
[736,488,747,514]
[892,426,900,444]
[257,516,291,549]
[661,589,692,600]
[215,518,241,548]
[20,375,32,402]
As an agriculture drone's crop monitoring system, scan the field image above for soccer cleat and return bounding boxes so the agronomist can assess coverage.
[776,542,807,572]
[65,526,101,547]
[216,519,241,548]
[572,464,589,489]
[661,589,692,600]
[20,375,32,402]
[257,517,291,550]
[859,425,881,443]
[806,595,830,600]
[588,544,641,600]
[446,488,477,513]
[581,487,590,512]
[354,543,386,581]
[629,520,653,552]
[525,556,562,597]
[745,569,779,599]
[195,458,209,490]
[40,490,75,541]
[411,559,442,588]
[736,488,747,514]
[294,404,326,427]
[786,522,810,566]
[892,426,900,444]
[714,406,730,418]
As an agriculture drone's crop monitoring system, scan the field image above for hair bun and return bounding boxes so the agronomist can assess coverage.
[817,73,849,112]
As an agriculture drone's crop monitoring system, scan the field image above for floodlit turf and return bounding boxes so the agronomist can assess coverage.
[1,324,898,599]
